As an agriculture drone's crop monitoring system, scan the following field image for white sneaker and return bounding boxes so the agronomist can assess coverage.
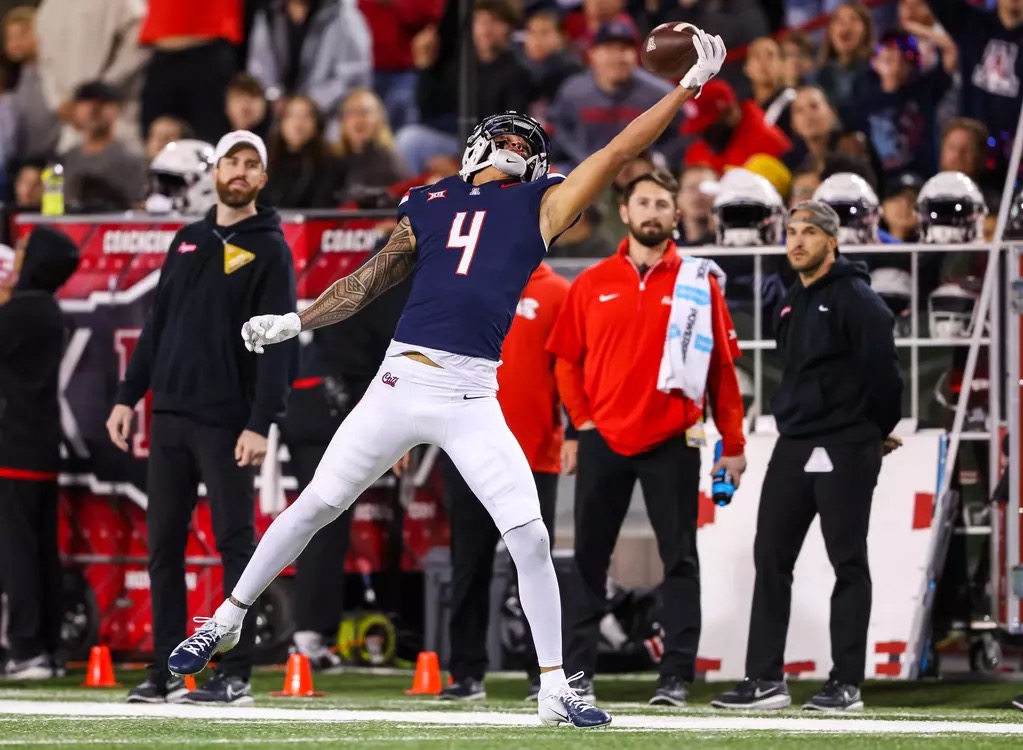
[292,631,344,673]
[167,617,241,676]
[537,672,611,729]
[4,654,55,680]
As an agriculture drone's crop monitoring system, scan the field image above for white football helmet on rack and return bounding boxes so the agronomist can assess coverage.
[916,170,987,244]
[812,172,880,245]
[870,267,913,337]
[928,281,977,338]
[146,139,216,215]
[711,168,785,246]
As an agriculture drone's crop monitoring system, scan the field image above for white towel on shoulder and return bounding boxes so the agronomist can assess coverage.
[657,257,727,403]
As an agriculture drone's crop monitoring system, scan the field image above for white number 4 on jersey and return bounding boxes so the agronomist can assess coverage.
[447,211,486,275]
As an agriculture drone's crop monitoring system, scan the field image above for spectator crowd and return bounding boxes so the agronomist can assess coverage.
[0,0,1019,260]
[0,0,1018,702]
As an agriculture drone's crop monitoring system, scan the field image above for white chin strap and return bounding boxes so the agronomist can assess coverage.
[837,226,874,246]
[145,193,175,214]
[491,149,526,178]
[926,224,969,244]
[721,227,761,247]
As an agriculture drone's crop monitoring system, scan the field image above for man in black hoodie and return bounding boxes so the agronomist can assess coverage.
[0,228,80,680]
[105,130,298,705]
[712,200,904,714]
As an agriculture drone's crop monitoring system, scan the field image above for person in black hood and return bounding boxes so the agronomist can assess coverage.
[0,226,80,679]
[713,200,904,714]
[105,130,299,705]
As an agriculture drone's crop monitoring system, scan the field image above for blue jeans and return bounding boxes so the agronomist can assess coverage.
[373,70,420,132]
[394,124,461,175]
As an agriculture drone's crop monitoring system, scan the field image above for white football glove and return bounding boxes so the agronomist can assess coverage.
[679,26,726,96]
[242,312,301,354]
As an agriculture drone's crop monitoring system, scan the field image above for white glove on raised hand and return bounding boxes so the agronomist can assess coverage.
[679,27,726,95]
[242,312,301,354]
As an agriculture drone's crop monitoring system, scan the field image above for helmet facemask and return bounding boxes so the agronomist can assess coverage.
[812,172,880,245]
[146,172,190,214]
[918,197,985,243]
[916,171,988,244]
[715,203,783,246]
[710,168,784,247]
[829,200,879,245]
[146,139,216,215]
[928,283,977,338]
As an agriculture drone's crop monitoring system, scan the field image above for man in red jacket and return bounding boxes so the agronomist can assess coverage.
[437,261,571,702]
[547,169,747,707]
[682,80,791,173]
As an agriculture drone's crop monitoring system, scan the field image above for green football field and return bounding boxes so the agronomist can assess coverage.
[2,669,1023,749]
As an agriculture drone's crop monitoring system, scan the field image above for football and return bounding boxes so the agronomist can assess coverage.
[640,22,699,81]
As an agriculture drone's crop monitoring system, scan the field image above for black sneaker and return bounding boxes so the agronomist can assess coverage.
[1013,694,1023,711]
[804,680,863,711]
[438,677,485,701]
[181,672,254,705]
[711,678,791,710]
[649,675,688,707]
[127,676,189,704]
[525,678,541,702]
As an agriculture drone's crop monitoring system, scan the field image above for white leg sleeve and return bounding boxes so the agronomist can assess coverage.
[231,486,341,606]
[230,375,417,609]
[503,518,563,669]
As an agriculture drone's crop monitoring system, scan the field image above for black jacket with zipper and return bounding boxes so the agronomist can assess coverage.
[0,226,80,475]
[771,256,903,443]
[116,206,298,437]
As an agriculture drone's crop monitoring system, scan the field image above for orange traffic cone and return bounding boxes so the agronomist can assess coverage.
[405,651,441,695]
[270,654,324,697]
[81,645,119,687]
[184,675,197,691]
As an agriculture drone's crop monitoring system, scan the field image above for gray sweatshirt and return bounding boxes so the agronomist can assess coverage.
[35,0,149,153]
[247,0,372,117]
[546,69,678,168]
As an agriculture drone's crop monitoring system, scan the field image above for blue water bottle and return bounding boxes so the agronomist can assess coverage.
[712,439,735,507]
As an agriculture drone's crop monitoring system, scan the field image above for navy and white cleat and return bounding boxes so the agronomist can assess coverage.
[537,672,612,729]
[167,617,241,677]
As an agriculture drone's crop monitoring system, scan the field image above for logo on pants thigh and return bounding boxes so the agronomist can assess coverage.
[381,372,399,387]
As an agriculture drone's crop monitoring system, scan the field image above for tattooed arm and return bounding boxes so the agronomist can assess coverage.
[241,217,416,354]
[300,216,416,331]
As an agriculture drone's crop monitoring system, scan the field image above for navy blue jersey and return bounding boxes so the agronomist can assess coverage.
[393,173,566,361]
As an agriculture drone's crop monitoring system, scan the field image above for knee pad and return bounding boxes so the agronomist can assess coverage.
[285,486,344,534]
[503,518,552,567]
[308,471,361,512]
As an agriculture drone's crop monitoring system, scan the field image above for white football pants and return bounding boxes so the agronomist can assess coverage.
[308,342,543,534]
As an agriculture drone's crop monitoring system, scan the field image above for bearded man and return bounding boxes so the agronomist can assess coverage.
[106,130,298,705]
[547,169,747,707]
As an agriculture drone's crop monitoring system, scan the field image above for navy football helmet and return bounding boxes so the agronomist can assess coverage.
[460,111,551,183]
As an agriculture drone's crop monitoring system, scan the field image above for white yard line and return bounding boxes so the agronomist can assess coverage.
[0,739,446,746]
[0,701,1022,735]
